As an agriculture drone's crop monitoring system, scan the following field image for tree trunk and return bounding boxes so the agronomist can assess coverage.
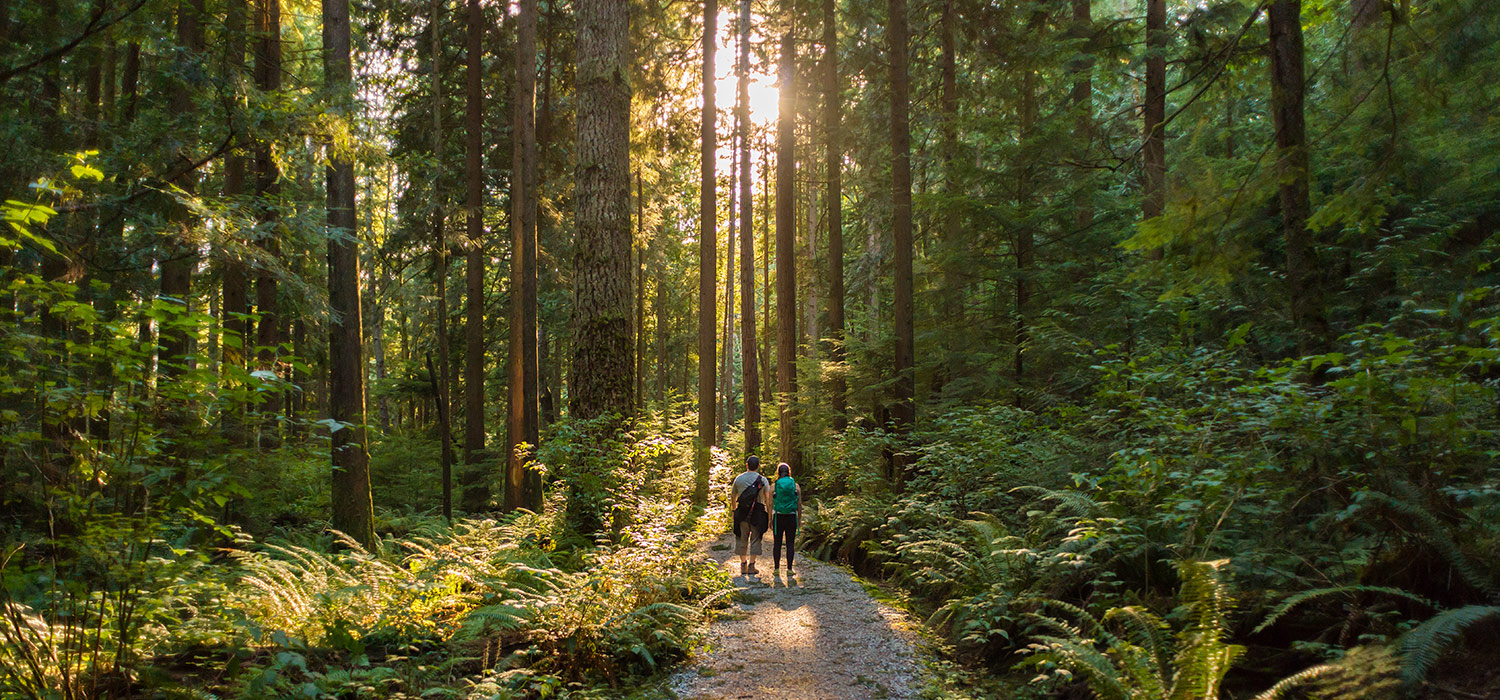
[506,0,541,512]
[221,0,250,444]
[254,0,282,372]
[824,0,845,431]
[463,0,489,512]
[636,170,646,414]
[1143,0,1166,260]
[430,0,454,520]
[761,144,773,408]
[775,9,798,471]
[738,0,761,456]
[933,0,957,399]
[1269,0,1326,355]
[887,0,914,484]
[159,0,204,392]
[654,225,667,407]
[1071,0,1093,232]
[324,0,375,548]
[695,0,717,504]
[571,0,633,421]
[718,134,736,445]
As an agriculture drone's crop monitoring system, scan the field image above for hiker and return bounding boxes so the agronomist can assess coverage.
[731,455,771,575]
[770,462,801,572]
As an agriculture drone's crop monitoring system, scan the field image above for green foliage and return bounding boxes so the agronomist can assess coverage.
[1022,560,1244,700]
[1398,605,1500,689]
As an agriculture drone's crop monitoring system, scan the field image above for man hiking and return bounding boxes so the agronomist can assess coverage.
[731,455,771,576]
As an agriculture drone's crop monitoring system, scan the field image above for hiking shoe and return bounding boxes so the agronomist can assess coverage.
[739,562,745,575]
[748,563,758,574]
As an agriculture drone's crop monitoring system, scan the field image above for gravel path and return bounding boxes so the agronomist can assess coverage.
[668,533,926,700]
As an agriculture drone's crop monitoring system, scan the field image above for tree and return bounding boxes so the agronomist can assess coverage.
[254,0,282,378]
[695,0,716,505]
[824,0,845,431]
[324,0,375,548]
[430,0,455,520]
[736,0,760,457]
[888,0,914,480]
[506,0,542,512]
[462,0,487,511]
[1269,0,1326,355]
[774,0,798,470]
[1143,0,1166,261]
[571,0,633,421]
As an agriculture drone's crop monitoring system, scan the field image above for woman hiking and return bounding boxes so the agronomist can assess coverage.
[770,462,802,572]
[731,456,771,575]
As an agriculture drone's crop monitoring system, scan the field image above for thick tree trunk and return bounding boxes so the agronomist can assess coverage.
[738,0,760,456]
[463,0,489,511]
[324,0,375,548]
[696,0,717,504]
[775,9,798,470]
[824,0,845,431]
[506,0,541,512]
[1143,0,1166,260]
[254,0,282,373]
[571,0,633,421]
[888,0,914,483]
[1269,0,1326,355]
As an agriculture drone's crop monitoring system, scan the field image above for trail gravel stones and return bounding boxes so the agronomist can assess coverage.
[668,533,926,699]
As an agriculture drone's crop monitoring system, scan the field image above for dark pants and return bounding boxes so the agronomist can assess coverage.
[772,513,797,568]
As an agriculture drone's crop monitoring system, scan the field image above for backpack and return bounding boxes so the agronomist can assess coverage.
[773,477,798,514]
[735,474,765,512]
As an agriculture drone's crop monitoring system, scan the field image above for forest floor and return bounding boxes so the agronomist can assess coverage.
[666,532,928,700]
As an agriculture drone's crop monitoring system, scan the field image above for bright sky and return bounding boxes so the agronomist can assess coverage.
[710,7,779,178]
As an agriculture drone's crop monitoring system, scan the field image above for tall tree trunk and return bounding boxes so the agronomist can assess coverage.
[506,0,541,512]
[1015,12,1040,384]
[761,144,773,408]
[324,0,375,548]
[887,0,914,484]
[718,135,736,445]
[636,170,646,414]
[254,0,282,370]
[222,0,249,443]
[571,0,633,421]
[430,0,455,520]
[1142,0,1166,260]
[695,0,717,505]
[1269,0,1326,355]
[933,0,957,398]
[824,0,845,431]
[738,0,760,456]
[653,225,667,407]
[463,0,490,511]
[775,5,798,471]
[1071,0,1093,232]
[160,0,204,392]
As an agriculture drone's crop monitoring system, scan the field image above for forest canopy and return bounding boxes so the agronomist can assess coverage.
[2,0,1498,697]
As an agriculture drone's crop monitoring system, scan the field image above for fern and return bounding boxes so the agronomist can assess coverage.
[1251,663,1338,700]
[1398,605,1500,688]
[1252,585,1439,634]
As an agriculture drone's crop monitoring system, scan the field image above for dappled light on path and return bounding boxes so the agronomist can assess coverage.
[668,534,924,700]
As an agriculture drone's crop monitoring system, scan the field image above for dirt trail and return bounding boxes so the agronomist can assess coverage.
[668,533,927,699]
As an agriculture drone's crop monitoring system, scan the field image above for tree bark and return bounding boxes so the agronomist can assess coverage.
[636,170,646,414]
[505,0,541,512]
[324,0,375,548]
[571,0,633,421]
[254,0,282,374]
[825,0,845,431]
[888,0,914,482]
[738,0,761,456]
[1143,0,1166,260]
[1071,0,1093,233]
[159,0,204,389]
[718,132,736,444]
[222,0,249,412]
[1269,0,1327,355]
[696,0,717,504]
[933,0,956,398]
[775,3,798,471]
[430,0,454,520]
[463,0,489,512]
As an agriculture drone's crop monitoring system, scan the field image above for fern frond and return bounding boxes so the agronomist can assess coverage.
[1251,663,1338,700]
[1252,585,1440,634]
[1399,605,1500,688]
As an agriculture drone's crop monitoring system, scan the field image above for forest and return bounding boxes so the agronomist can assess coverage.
[2,0,1498,695]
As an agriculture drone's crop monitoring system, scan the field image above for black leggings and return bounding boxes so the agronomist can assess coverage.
[772,513,797,568]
